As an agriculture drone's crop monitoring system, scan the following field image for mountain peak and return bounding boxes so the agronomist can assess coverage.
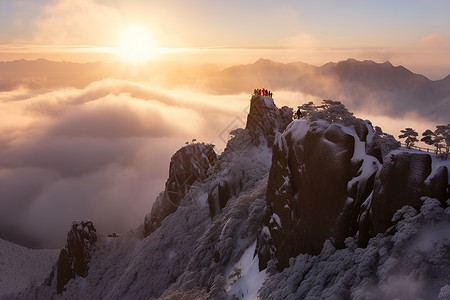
[254,58,274,64]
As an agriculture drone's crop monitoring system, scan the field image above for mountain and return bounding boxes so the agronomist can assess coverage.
[0,238,58,298]
[0,59,220,91]
[208,58,450,122]
[2,57,449,121]
[5,94,450,299]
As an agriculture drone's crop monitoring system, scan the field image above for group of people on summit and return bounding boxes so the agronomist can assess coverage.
[253,88,273,98]
[252,88,304,119]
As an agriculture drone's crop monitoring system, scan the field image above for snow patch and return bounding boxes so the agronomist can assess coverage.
[196,192,209,208]
[167,250,176,261]
[284,119,310,142]
[227,241,267,300]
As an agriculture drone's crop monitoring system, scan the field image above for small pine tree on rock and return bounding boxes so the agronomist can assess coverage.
[398,128,418,149]
[435,124,450,158]
[297,101,316,117]
[421,129,443,154]
[421,124,450,159]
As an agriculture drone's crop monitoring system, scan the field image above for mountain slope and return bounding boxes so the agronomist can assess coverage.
[8,95,450,300]
[0,238,58,298]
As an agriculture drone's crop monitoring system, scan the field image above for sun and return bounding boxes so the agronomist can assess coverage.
[116,25,158,63]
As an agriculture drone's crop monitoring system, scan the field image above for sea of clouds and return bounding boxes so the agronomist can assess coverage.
[0,78,253,248]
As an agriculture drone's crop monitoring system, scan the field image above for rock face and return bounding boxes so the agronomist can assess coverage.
[56,220,97,294]
[246,95,292,147]
[256,112,449,271]
[257,119,379,270]
[207,96,292,220]
[358,152,449,245]
[144,143,217,237]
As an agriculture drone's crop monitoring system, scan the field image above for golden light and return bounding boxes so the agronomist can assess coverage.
[116,25,158,63]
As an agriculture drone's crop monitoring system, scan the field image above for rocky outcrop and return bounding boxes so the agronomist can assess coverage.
[257,112,448,271]
[56,220,97,294]
[358,152,449,245]
[207,96,292,220]
[365,125,401,163]
[246,95,292,147]
[144,143,217,237]
[257,119,379,270]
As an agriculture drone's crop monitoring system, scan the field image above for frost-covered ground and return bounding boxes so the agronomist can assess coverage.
[0,238,58,297]
[259,197,450,300]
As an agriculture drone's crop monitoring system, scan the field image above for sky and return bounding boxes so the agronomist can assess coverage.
[0,0,449,249]
[1,0,450,78]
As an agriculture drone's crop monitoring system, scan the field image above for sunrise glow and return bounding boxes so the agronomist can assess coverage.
[116,26,158,63]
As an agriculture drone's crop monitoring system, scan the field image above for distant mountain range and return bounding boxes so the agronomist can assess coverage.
[1,58,449,121]
[207,58,450,121]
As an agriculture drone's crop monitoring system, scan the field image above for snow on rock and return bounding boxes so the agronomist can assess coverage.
[363,152,449,240]
[256,103,448,271]
[207,130,272,220]
[259,197,450,299]
[154,143,272,299]
[365,125,401,163]
[227,241,267,300]
[144,142,217,237]
[257,116,378,270]
[0,238,58,298]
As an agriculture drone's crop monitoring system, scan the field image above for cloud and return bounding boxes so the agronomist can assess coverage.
[32,0,122,45]
[0,66,443,249]
[280,34,318,49]
[419,33,450,50]
[0,78,249,248]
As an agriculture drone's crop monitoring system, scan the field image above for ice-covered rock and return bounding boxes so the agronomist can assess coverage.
[56,220,97,294]
[144,143,217,236]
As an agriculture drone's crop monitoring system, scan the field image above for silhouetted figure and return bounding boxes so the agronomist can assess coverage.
[296,108,302,119]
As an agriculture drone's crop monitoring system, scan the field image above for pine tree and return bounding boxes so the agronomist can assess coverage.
[421,125,450,159]
[398,128,418,149]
